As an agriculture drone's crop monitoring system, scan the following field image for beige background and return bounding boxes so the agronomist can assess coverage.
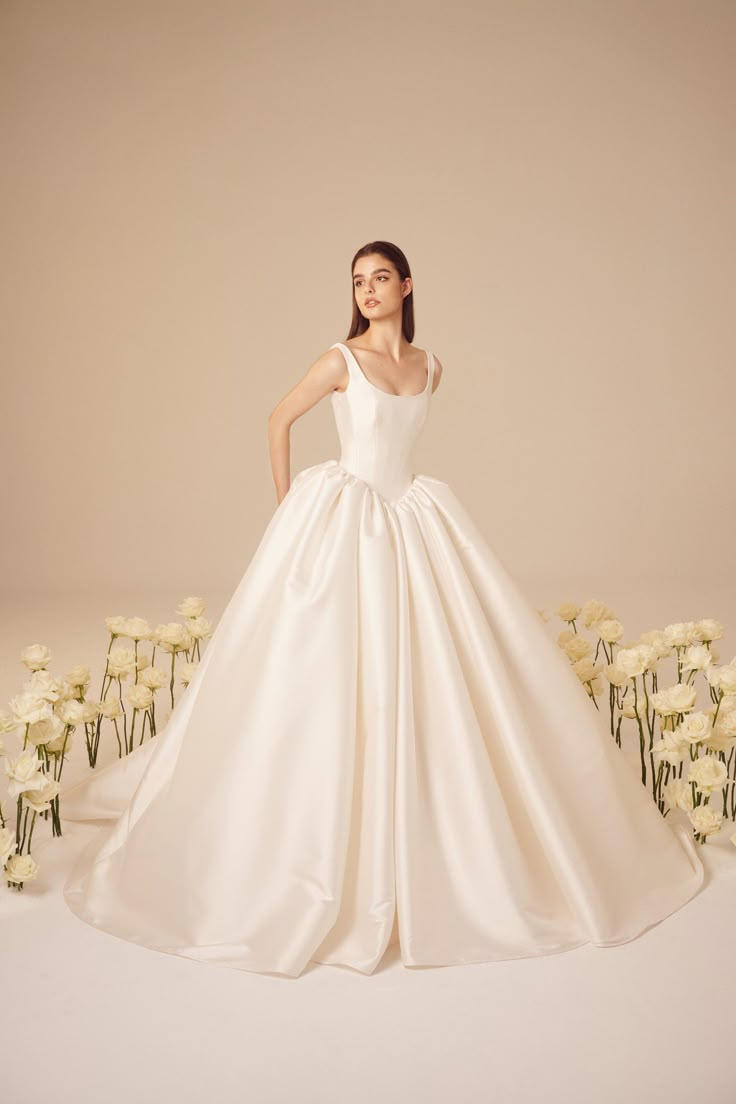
[2,6,736,1102]
[2,0,733,600]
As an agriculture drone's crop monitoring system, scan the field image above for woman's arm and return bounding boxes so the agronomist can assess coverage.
[267,346,348,505]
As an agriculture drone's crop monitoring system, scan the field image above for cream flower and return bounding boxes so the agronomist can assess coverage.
[22,778,60,812]
[10,692,53,726]
[177,596,206,618]
[715,665,736,695]
[127,684,154,710]
[25,669,63,701]
[557,629,576,647]
[107,646,138,679]
[681,644,713,673]
[105,615,129,636]
[46,728,73,755]
[0,710,20,736]
[556,602,581,623]
[603,662,628,688]
[597,619,624,643]
[687,803,723,836]
[154,623,194,653]
[20,643,52,671]
[653,731,685,766]
[138,666,168,690]
[663,622,698,648]
[695,619,724,642]
[65,665,92,689]
[580,599,616,628]
[0,827,16,864]
[572,657,600,684]
[616,645,658,678]
[55,699,96,727]
[650,683,698,716]
[120,617,153,641]
[26,715,65,747]
[178,661,199,687]
[662,778,694,811]
[3,753,47,797]
[5,853,40,883]
[687,755,728,794]
[676,711,713,745]
[98,697,123,720]
[185,616,213,641]
[564,635,592,662]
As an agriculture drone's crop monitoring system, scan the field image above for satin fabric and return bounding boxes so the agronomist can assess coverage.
[61,342,704,977]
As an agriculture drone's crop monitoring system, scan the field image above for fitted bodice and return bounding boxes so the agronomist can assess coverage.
[329,342,435,504]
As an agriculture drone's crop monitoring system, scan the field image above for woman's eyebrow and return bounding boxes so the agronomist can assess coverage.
[353,268,392,280]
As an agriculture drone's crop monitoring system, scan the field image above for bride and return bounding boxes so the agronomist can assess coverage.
[60,240,704,977]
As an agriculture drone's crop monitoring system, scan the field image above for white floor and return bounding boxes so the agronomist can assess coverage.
[2,580,735,1104]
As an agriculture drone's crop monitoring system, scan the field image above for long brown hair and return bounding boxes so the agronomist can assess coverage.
[346,241,415,342]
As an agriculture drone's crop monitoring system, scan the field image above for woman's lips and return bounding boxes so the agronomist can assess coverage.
[365,300,380,306]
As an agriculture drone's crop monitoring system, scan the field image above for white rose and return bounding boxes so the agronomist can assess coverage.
[687,755,728,794]
[0,710,21,736]
[22,779,60,812]
[662,778,693,811]
[715,666,736,695]
[25,669,62,701]
[185,616,212,641]
[121,617,153,641]
[652,736,683,767]
[46,728,73,755]
[557,629,576,648]
[55,699,90,727]
[681,644,713,673]
[177,596,206,618]
[138,666,168,690]
[127,684,153,710]
[622,695,648,720]
[564,635,592,662]
[3,753,47,797]
[687,804,723,836]
[580,599,616,628]
[677,711,713,745]
[107,646,138,679]
[20,643,52,671]
[596,619,623,643]
[572,657,599,683]
[99,698,123,720]
[105,615,129,635]
[0,827,16,864]
[65,665,92,689]
[5,852,40,883]
[26,715,65,747]
[663,622,698,648]
[616,645,656,678]
[651,684,698,716]
[154,622,194,652]
[695,619,724,642]
[556,602,581,623]
[10,692,53,726]
[604,663,628,688]
[178,662,199,687]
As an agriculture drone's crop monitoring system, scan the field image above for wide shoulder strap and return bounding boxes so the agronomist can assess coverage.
[329,342,356,379]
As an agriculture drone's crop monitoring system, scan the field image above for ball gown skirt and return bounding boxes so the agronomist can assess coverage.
[59,342,704,977]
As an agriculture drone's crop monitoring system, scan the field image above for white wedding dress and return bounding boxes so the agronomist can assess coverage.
[61,341,704,977]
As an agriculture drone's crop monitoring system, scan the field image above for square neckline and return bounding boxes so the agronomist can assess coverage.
[337,342,431,399]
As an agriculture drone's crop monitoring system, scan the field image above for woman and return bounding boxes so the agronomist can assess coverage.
[61,240,704,977]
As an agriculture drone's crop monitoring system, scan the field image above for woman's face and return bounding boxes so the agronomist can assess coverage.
[352,254,410,321]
